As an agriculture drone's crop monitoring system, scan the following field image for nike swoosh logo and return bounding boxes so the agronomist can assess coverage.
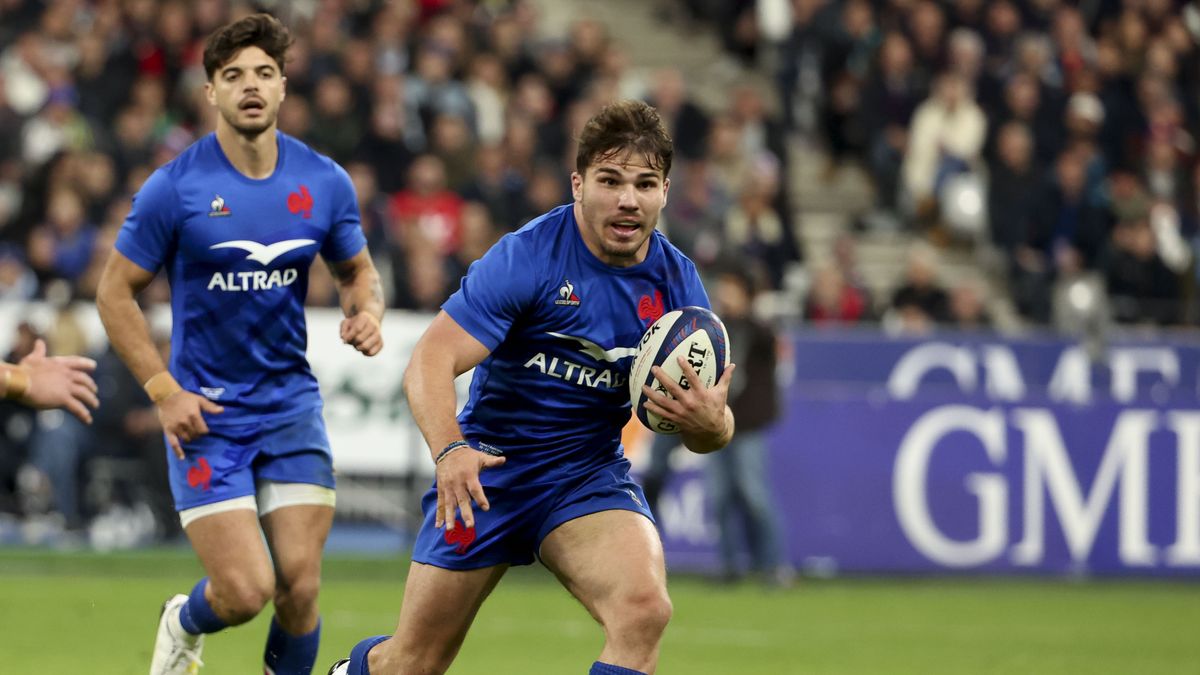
[548,332,639,362]
[210,239,317,265]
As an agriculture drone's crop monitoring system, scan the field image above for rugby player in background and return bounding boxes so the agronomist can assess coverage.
[97,14,383,675]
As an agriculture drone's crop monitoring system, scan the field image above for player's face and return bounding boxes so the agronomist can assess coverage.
[571,154,669,268]
[205,46,286,137]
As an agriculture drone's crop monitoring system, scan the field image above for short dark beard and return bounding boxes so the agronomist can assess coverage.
[221,108,273,139]
[601,238,642,260]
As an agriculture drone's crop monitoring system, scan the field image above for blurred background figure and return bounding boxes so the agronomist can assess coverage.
[639,432,681,526]
[947,276,992,330]
[0,244,37,300]
[0,323,42,519]
[707,268,793,587]
[87,328,176,543]
[804,262,869,326]
[887,242,950,333]
[901,72,986,231]
[22,285,94,532]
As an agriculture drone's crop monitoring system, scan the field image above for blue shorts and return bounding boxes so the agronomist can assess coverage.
[166,408,335,511]
[411,459,654,570]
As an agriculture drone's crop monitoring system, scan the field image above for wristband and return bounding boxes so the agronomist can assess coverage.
[143,371,183,403]
[2,366,30,401]
[435,440,471,465]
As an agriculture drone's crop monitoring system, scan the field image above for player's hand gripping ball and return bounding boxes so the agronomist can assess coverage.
[629,306,730,434]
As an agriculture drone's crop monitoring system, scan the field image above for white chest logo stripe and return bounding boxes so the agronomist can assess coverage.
[210,239,317,266]
[548,332,638,362]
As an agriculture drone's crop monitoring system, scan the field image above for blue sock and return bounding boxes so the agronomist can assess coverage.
[264,616,321,675]
[589,663,647,675]
[179,578,228,635]
[348,635,390,675]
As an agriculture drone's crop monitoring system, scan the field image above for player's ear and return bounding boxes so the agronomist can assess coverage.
[661,176,670,208]
[204,80,216,106]
[570,171,583,201]
[280,75,287,102]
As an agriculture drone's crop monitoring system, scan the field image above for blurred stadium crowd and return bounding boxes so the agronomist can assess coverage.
[771,0,1200,328]
[0,0,1198,540]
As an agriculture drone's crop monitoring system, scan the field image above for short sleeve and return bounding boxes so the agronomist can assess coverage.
[321,163,367,262]
[114,169,182,273]
[678,258,711,310]
[442,233,538,351]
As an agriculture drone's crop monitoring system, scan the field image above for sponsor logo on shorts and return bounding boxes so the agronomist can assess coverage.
[187,457,213,491]
[444,520,476,554]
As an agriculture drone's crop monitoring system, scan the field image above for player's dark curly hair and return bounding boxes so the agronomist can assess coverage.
[203,13,292,80]
[576,100,674,177]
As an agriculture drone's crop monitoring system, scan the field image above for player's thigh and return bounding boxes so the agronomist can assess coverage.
[260,492,335,588]
[388,561,509,654]
[254,416,336,586]
[538,510,668,621]
[185,506,274,590]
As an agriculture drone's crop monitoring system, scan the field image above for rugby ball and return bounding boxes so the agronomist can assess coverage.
[629,306,730,434]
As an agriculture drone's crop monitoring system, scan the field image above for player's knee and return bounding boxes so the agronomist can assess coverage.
[274,571,321,611]
[608,588,672,639]
[213,574,274,623]
[638,591,674,637]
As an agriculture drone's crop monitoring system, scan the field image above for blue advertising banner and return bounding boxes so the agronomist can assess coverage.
[653,331,1200,576]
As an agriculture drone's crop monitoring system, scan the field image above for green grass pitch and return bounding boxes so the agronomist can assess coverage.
[0,548,1197,674]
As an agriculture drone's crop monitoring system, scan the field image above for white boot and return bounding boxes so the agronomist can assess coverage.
[149,594,205,675]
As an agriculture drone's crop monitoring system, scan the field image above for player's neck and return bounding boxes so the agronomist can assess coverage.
[215,123,279,179]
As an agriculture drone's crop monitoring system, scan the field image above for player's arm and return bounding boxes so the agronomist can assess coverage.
[96,250,223,458]
[404,310,506,530]
[1,340,98,423]
[644,360,737,454]
[326,249,384,357]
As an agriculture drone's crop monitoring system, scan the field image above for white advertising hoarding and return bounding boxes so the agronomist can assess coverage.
[1,302,460,476]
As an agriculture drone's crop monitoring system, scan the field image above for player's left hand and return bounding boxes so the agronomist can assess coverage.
[436,447,506,531]
[340,312,383,356]
[643,357,736,441]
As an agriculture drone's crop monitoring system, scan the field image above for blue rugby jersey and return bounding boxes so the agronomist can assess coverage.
[115,131,366,425]
[443,204,709,486]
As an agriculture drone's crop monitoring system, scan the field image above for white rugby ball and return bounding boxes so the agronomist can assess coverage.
[629,306,730,434]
